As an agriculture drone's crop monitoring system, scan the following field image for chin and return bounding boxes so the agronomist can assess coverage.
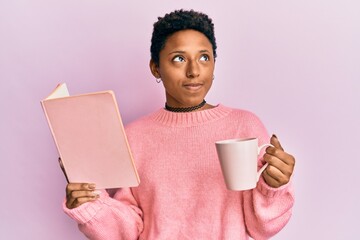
[185,98,205,106]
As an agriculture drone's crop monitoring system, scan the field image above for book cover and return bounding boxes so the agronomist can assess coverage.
[41,83,140,189]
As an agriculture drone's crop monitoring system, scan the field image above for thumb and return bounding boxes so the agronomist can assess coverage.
[270,134,284,151]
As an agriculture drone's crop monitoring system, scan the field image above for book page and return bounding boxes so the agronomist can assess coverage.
[46,83,70,99]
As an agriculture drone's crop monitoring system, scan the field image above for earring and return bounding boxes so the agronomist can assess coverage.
[212,75,215,80]
[156,78,162,83]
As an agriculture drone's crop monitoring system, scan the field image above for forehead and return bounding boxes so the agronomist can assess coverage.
[162,29,213,53]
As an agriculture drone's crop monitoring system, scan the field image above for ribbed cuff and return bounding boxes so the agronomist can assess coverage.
[63,190,109,224]
[256,177,292,198]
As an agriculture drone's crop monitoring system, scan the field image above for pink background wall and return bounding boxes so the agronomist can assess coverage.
[1,1,359,239]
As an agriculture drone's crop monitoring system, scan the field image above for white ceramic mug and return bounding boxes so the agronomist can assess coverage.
[215,138,272,191]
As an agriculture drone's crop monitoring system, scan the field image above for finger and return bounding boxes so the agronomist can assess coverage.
[265,165,285,182]
[270,134,284,151]
[263,153,291,176]
[265,146,295,166]
[66,183,96,195]
[264,165,290,187]
[265,146,287,162]
[69,190,101,200]
[262,168,281,188]
[66,190,101,209]
[65,183,97,208]
[68,195,99,209]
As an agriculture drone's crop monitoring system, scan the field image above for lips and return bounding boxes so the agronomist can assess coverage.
[183,83,203,91]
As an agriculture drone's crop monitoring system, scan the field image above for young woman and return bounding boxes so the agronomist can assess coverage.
[64,10,295,239]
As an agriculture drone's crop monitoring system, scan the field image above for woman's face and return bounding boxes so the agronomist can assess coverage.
[150,29,215,108]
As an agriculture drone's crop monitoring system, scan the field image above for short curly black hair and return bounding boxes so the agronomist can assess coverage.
[150,9,217,66]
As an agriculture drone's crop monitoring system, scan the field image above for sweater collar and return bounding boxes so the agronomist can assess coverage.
[150,104,232,127]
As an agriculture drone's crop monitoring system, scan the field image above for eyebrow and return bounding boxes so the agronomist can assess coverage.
[168,50,185,55]
[168,49,210,55]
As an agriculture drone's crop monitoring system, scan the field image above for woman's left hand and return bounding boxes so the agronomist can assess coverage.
[262,135,295,188]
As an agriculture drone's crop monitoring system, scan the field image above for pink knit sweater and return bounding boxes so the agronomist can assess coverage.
[64,104,294,239]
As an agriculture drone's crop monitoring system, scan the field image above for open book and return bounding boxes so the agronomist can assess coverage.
[41,83,140,189]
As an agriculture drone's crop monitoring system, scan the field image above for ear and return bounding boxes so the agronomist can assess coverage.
[149,59,161,79]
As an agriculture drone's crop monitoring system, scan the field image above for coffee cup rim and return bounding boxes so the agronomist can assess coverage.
[215,137,258,145]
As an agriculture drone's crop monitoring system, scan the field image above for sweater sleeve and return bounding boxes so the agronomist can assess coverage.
[243,177,294,239]
[241,111,295,239]
[63,188,143,240]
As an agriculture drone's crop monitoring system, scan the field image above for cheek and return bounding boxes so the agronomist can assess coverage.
[206,78,213,91]
[204,68,215,81]
[160,68,184,82]
[201,62,214,74]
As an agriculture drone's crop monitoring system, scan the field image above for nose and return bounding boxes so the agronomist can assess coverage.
[186,60,200,78]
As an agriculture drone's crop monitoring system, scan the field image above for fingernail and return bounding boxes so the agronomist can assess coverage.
[88,183,96,190]
[272,134,278,139]
[92,190,102,196]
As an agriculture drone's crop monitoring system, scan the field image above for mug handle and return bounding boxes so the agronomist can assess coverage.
[256,143,273,181]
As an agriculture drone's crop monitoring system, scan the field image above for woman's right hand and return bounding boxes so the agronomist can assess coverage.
[65,183,101,209]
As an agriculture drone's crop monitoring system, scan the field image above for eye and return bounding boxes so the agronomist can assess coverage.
[200,54,210,61]
[172,56,185,62]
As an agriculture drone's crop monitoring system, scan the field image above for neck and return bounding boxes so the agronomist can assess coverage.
[165,99,207,112]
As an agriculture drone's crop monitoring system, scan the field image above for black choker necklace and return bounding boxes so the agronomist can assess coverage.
[165,100,206,112]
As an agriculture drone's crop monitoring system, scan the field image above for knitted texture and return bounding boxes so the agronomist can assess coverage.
[64,104,294,240]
